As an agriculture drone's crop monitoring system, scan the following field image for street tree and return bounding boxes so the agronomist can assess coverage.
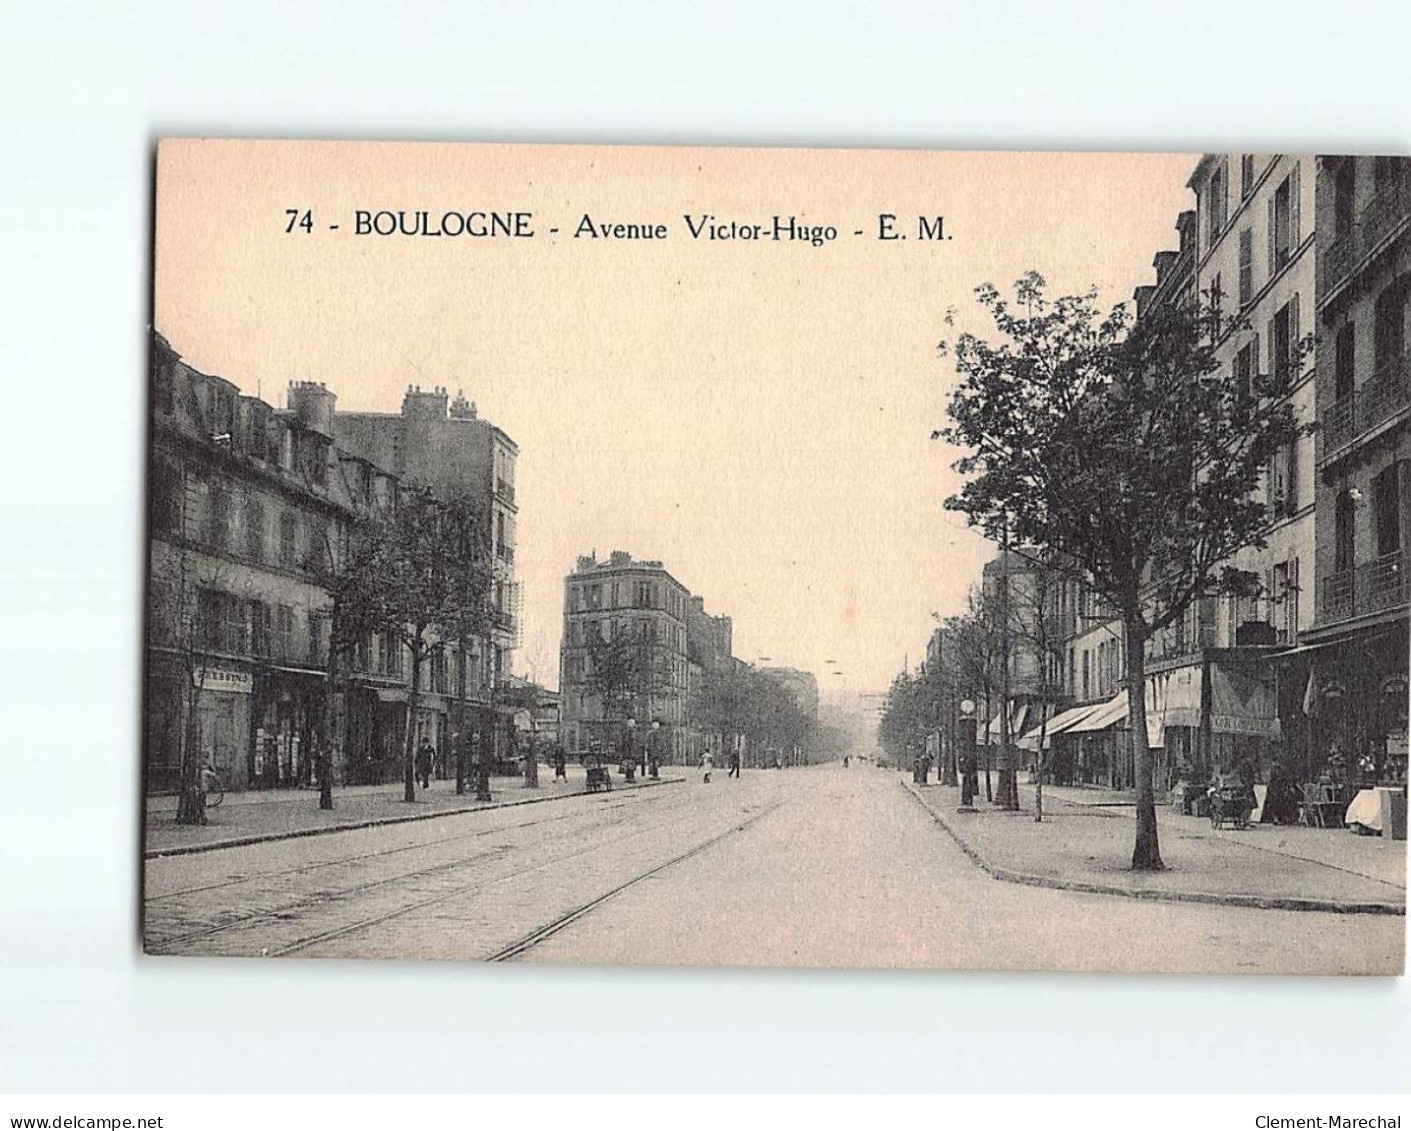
[146,544,232,825]
[939,273,1307,869]
[308,512,389,810]
[373,486,485,803]
[582,628,671,762]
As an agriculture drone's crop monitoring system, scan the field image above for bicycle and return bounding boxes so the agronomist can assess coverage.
[201,767,226,809]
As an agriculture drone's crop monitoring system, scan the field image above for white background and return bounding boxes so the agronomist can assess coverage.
[1,0,1408,1095]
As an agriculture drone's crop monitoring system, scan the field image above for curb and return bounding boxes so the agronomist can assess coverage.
[144,776,685,860]
[902,780,1405,917]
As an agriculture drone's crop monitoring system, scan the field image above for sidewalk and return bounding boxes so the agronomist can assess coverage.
[905,780,1406,915]
[144,765,681,858]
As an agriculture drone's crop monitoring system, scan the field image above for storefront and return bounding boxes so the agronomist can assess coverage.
[248,666,325,789]
[344,682,408,785]
[1289,626,1410,787]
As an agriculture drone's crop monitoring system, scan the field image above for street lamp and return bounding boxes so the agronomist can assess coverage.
[958,699,978,810]
[625,717,637,782]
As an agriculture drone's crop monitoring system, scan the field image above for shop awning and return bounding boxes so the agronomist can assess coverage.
[983,703,1030,746]
[1017,701,1103,750]
[1067,692,1128,733]
[1209,662,1282,738]
[373,686,408,703]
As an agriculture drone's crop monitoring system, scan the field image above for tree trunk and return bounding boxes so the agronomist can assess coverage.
[454,644,468,795]
[175,675,206,825]
[475,703,493,802]
[1034,716,1049,823]
[982,692,993,801]
[1125,619,1164,870]
[319,641,337,811]
[403,638,421,803]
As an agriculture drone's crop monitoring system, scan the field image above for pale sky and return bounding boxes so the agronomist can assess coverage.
[155,140,1197,695]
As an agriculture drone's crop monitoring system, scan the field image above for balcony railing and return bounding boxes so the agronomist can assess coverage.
[1320,173,1411,301]
[1321,354,1411,456]
[495,478,516,505]
[1318,549,1409,623]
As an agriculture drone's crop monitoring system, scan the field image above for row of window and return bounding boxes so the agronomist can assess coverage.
[567,577,687,618]
[566,615,687,652]
[151,463,338,576]
[195,587,503,691]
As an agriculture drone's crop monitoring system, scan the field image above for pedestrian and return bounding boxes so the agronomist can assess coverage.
[701,751,713,784]
[416,737,433,790]
[728,749,740,779]
[553,744,567,784]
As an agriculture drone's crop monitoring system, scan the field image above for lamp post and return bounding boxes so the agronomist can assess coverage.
[958,698,979,811]
[624,716,637,782]
[649,719,661,778]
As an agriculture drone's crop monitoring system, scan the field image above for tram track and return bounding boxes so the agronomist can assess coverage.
[145,789,722,955]
[146,790,656,903]
[271,800,787,960]
[486,801,786,962]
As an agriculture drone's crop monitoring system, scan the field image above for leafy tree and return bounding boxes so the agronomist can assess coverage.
[939,273,1307,869]
[581,628,671,758]
[371,486,487,803]
[308,513,388,810]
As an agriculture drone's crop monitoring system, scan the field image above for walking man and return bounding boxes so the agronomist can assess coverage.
[727,749,740,779]
[701,751,714,784]
[553,743,567,784]
[415,737,434,790]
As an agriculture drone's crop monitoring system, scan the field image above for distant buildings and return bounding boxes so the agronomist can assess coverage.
[143,335,523,794]
[759,667,819,722]
[558,550,695,762]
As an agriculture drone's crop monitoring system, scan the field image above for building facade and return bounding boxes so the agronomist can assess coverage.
[145,335,404,793]
[1301,155,1411,787]
[559,550,694,762]
[334,385,522,773]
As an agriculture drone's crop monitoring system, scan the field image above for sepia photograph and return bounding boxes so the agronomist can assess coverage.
[139,139,1408,975]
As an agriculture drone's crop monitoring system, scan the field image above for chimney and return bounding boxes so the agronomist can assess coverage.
[287,380,337,436]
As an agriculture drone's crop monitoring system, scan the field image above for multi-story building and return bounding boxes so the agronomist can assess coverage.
[144,334,406,793]
[1032,159,1317,791]
[559,550,693,761]
[334,385,521,768]
[686,595,734,761]
[1300,155,1411,786]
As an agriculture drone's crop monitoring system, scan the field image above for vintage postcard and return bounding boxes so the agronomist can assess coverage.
[143,139,1407,973]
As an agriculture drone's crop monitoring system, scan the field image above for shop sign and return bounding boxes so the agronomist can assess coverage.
[194,667,253,694]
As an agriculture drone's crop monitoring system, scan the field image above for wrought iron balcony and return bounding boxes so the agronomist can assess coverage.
[1318,549,1409,624]
[1321,354,1411,458]
[1320,173,1411,302]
